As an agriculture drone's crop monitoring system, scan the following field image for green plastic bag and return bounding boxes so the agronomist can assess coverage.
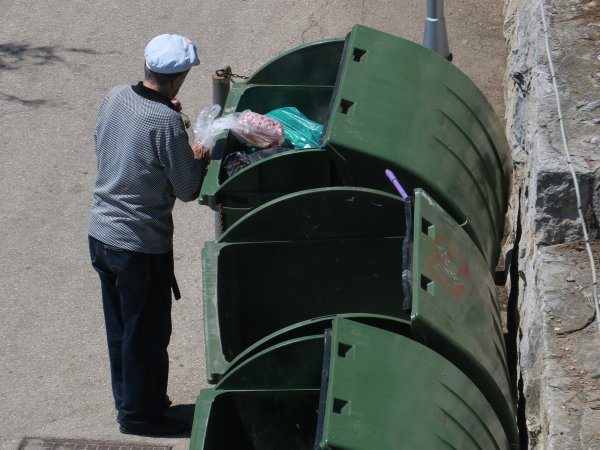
[266,107,324,149]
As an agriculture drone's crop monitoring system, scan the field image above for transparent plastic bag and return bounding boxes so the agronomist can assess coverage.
[194,106,285,150]
[192,104,225,150]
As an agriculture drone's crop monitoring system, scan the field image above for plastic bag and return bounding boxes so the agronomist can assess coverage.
[192,104,224,150]
[227,110,285,148]
[266,107,324,149]
[222,146,291,178]
[193,106,284,150]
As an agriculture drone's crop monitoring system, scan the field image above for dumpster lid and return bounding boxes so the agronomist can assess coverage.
[322,24,511,196]
[410,188,517,442]
[321,24,512,270]
[317,318,512,449]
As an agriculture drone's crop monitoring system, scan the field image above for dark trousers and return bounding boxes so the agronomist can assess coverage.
[89,236,173,426]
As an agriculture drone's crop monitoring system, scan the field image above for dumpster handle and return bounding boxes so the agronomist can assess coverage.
[385,169,408,200]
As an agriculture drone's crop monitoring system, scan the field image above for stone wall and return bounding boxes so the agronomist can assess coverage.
[503,0,600,448]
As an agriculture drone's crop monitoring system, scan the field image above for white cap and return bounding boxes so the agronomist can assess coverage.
[144,34,200,74]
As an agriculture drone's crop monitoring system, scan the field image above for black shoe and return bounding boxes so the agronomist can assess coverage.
[119,415,190,436]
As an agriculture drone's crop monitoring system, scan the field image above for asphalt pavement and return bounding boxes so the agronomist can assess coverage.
[0,0,506,448]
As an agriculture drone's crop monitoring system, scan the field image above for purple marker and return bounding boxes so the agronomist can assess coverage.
[385,169,409,200]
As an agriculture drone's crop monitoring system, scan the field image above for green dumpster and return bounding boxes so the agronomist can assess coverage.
[201,187,517,442]
[201,39,346,233]
[202,187,408,382]
[200,24,511,269]
[190,318,514,449]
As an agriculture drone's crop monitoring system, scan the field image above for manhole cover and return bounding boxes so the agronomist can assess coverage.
[18,437,172,450]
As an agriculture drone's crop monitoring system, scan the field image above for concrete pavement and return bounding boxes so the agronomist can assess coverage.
[0,1,506,448]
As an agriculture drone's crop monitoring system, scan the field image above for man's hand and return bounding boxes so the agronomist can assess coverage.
[192,143,211,162]
[171,97,182,112]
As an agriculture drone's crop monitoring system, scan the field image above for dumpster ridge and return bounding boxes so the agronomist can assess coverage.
[439,380,504,450]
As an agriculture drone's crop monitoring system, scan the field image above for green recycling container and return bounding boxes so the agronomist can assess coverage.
[190,318,515,449]
[200,39,346,233]
[201,187,517,442]
[202,187,407,382]
[199,25,511,268]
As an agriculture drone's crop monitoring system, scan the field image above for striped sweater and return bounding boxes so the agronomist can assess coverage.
[89,82,205,254]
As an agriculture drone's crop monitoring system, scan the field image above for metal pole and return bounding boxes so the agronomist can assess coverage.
[212,66,231,110]
[423,0,452,61]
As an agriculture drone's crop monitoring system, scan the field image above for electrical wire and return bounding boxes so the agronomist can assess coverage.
[539,0,600,335]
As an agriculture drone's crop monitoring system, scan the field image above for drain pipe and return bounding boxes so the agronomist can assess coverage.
[423,0,452,61]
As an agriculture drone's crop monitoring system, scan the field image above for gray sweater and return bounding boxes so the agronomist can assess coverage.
[89,83,205,254]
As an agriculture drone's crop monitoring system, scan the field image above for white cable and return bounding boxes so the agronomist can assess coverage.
[539,0,600,335]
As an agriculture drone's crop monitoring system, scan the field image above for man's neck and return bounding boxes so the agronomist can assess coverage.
[142,80,173,99]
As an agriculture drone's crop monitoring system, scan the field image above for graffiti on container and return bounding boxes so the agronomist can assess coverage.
[428,235,471,297]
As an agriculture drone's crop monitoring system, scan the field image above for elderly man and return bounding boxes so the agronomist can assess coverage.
[88,34,209,436]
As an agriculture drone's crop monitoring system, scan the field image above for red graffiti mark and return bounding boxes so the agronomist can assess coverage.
[427,235,471,297]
